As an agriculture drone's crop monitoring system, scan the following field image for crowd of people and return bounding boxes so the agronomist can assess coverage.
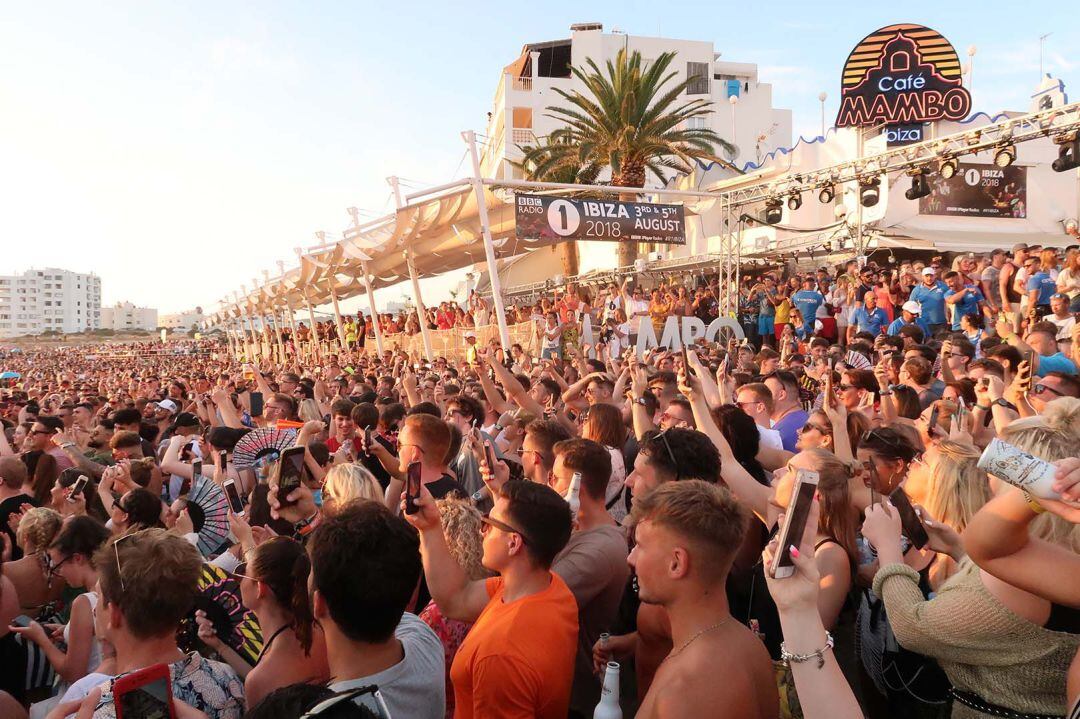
[0,244,1079,719]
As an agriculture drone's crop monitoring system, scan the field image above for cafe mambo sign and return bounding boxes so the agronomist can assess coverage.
[836,24,971,128]
[515,194,686,245]
[580,314,745,358]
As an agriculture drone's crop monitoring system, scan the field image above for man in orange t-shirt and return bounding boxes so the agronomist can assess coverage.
[405,477,577,718]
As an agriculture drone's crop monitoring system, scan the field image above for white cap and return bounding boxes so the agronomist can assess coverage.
[464,331,477,339]
[902,300,921,314]
[155,399,179,414]
[921,267,936,276]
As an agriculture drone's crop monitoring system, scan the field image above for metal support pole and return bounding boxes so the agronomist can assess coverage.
[328,282,348,354]
[284,303,299,363]
[390,176,434,362]
[463,130,511,352]
[267,307,285,364]
[304,294,321,364]
[361,261,385,356]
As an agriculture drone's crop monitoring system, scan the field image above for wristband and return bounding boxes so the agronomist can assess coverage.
[780,631,835,669]
[1023,491,1047,515]
[295,510,323,537]
[974,404,991,411]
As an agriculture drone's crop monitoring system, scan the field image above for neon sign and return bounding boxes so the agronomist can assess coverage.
[836,24,971,128]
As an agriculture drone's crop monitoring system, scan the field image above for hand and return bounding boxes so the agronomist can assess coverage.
[995,317,1014,340]
[873,360,890,390]
[480,453,510,498]
[676,362,699,397]
[822,388,847,427]
[861,501,903,556]
[592,633,636,677]
[250,523,278,546]
[399,479,441,533]
[1053,458,1080,503]
[1005,360,1032,405]
[300,420,326,437]
[194,609,223,650]
[975,375,1003,404]
[629,364,648,399]
[912,504,963,560]
[1,533,11,563]
[762,498,821,612]
[226,511,254,549]
[267,476,317,525]
[8,618,48,645]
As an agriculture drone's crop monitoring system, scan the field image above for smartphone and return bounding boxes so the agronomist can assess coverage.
[276,446,306,506]
[769,469,820,579]
[404,461,422,515]
[249,391,264,417]
[192,459,203,480]
[889,487,929,550]
[1021,350,1035,392]
[223,479,245,516]
[363,426,372,455]
[11,614,32,628]
[67,474,89,503]
[218,450,228,472]
[927,404,940,438]
[483,438,497,473]
[113,663,175,719]
[680,341,690,371]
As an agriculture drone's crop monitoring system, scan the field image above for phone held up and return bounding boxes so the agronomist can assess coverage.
[113,663,176,719]
[769,469,820,579]
[67,475,90,503]
[889,487,930,550]
[275,446,306,506]
[404,461,422,515]
[224,479,245,517]
[249,391,264,418]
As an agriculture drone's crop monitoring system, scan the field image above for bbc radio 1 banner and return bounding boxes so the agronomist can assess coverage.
[919,163,1027,219]
[515,194,686,245]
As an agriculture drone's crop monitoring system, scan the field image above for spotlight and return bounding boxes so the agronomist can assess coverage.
[994,144,1016,168]
[859,177,881,207]
[904,169,932,201]
[787,192,802,211]
[1052,135,1080,173]
[939,156,959,179]
[764,197,783,225]
[818,184,835,203]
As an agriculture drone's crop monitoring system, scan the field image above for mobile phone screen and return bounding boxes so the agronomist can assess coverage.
[224,480,244,515]
[484,439,497,473]
[192,460,202,480]
[404,461,422,515]
[363,427,372,455]
[770,470,819,578]
[118,676,172,719]
[277,446,305,504]
[889,487,929,549]
[927,404,940,437]
[68,475,89,502]
[249,391,264,417]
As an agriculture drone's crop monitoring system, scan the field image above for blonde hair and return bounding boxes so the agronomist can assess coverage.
[298,399,323,424]
[436,496,492,581]
[17,507,62,554]
[322,463,382,513]
[1001,398,1080,550]
[920,440,989,533]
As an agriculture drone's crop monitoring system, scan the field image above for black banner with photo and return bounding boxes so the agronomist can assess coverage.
[919,163,1027,218]
[515,193,686,244]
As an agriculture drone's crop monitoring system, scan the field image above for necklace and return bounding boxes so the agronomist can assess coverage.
[663,617,731,662]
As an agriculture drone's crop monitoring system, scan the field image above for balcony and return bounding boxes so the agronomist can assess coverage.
[513,77,533,92]
[511,128,535,145]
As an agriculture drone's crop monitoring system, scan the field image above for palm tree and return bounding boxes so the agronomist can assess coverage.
[520,48,735,268]
[516,136,602,277]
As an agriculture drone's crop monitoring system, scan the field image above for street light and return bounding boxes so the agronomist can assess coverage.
[728,94,739,154]
[818,92,828,137]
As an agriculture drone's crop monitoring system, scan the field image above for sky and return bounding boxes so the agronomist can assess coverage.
[1,2,1077,316]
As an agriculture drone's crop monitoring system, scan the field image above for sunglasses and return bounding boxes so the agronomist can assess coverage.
[112,529,150,592]
[1032,383,1064,397]
[300,686,391,719]
[480,515,532,546]
[652,428,680,481]
[862,428,906,450]
[233,562,258,582]
[799,422,831,435]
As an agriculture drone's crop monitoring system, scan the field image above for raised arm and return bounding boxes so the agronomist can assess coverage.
[485,353,545,418]
[160,435,195,481]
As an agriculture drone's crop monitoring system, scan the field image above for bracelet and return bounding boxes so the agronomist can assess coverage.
[780,631,834,669]
[1022,491,1047,515]
[878,390,893,396]
[975,404,991,411]
[60,442,76,449]
[295,510,322,537]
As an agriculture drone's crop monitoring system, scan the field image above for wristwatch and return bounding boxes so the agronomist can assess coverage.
[632,396,648,406]
[992,398,1018,411]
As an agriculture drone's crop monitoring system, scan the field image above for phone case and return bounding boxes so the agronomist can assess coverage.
[114,663,175,719]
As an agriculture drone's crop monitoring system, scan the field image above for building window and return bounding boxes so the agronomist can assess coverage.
[686,117,707,130]
[686,62,710,95]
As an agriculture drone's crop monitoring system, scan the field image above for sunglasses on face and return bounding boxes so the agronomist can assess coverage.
[480,515,532,545]
[1032,383,1064,397]
[799,422,831,435]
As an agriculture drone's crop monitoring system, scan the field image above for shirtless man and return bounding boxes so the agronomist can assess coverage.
[630,480,777,719]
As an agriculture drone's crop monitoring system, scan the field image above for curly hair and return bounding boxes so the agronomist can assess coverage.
[436,496,493,581]
[17,507,62,554]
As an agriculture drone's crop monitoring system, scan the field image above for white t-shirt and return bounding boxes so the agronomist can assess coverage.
[757,425,784,451]
[626,299,650,333]
[1048,314,1076,342]
[328,612,445,719]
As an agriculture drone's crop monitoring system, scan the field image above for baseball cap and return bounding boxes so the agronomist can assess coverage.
[921,267,936,276]
[902,300,921,314]
[174,412,200,428]
[155,399,178,415]
[464,331,477,339]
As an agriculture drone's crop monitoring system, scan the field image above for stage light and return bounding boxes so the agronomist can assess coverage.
[859,177,881,207]
[787,192,802,211]
[904,170,932,201]
[818,184,835,203]
[1052,135,1080,173]
[764,197,783,225]
[938,156,959,179]
[994,144,1016,167]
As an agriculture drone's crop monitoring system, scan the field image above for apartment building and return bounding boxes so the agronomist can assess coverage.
[0,267,101,338]
[101,302,158,332]
[159,307,206,332]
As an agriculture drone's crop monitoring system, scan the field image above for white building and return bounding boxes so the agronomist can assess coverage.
[159,307,206,332]
[101,302,158,332]
[478,22,793,285]
[0,267,101,338]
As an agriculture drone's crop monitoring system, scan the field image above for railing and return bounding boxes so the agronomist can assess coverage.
[511,128,535,145]
[512,76,533,91]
